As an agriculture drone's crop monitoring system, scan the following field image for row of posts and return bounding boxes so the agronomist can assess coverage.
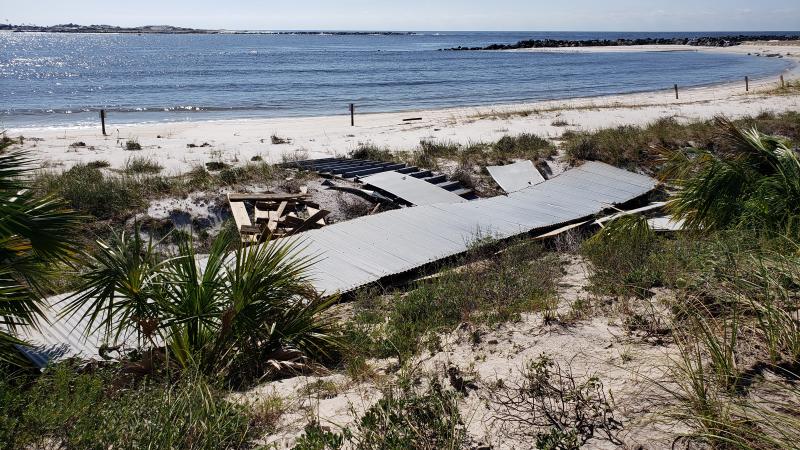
[97,76,789,132]
[673,74,785,99]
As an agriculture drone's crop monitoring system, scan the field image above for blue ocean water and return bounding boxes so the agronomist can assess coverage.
[0,31,795,128]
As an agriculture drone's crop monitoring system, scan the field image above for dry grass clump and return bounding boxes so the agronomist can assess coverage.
[345,240,562,361]
[580,116,800,448]
[124,139,142,151]
[488,354,622,448]
[124,156,163,174]
[563,111,800,174]
[349,144,397,162]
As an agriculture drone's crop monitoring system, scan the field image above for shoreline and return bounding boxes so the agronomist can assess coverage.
[8,43,797,133]
[9,43,800,174]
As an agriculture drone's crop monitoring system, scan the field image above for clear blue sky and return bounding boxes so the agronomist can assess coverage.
[2,0,799,31]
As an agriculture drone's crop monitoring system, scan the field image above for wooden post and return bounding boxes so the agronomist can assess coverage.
[780,75,785,88]
[674,84,679,100]
[100,109,107,136]
[745,76,749,92]
[349,103,355,126]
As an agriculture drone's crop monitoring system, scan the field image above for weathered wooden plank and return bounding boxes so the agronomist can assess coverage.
[306,207,327,226]
[240,224,263,234]
[283,213,305,227]
[254,204,270,223]
[287,209,330,235]
[228,199,252,231]
[228,193,309,202]
[275,201,288,218]
[267,211,280,232]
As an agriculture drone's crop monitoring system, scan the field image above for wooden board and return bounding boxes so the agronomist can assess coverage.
[306,207,327,226]
[228,199,253,231]
[228,193,309,202]
[288,209,330,235]
[254,204,270,223]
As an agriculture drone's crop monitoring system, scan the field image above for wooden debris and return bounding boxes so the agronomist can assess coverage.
[227,189,327,243]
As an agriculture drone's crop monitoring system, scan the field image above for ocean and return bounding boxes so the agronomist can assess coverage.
[1,31,794,129]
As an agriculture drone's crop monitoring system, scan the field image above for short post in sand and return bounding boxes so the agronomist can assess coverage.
[100,109,107,136]
[780,75,785,89]
[349,103,355,126]
[674,84,679,100]
[745,76,749,92]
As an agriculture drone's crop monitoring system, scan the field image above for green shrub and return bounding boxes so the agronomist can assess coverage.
[350,144,396,162]
[665,118,800,236]
[124,139,142,151]
[350,241,561,359]
[125,156,163,174]
[293,380,465,450]
[352,381,466,449]
[494,133,555,159]
[581,215,660,297]
[65,228,342,386]
[1,366,260,450]
[36,164,176,220]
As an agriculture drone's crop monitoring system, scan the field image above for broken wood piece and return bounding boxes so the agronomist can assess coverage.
[267,211,280,232]
[275,201,288,218]
[254,203,270,223]
[228,198,253,231]
[369,203,381,215]
[306,207,327,226]
[240,224,263,234]
[227,193,309,202]
[286,209,330,236]
[283,213,305,228]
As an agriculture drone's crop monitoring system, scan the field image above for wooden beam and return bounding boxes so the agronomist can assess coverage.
[228,199,252,231]
[240,224,263,234]
[306,207,327,226]
[287,209,330,235]
[283,213,304,228]
[227,193,309,202]
[275,201,288,218]
[267,211,280,232]
[254,203,270,223]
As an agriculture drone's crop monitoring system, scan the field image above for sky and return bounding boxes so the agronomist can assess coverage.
[2,0,799,31]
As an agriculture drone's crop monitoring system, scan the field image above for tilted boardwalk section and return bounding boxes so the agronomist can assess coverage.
[361,171,468,206]
[14,161,654,367]
[277,161,657,295]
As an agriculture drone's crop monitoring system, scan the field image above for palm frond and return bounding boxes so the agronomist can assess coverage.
[665,117,800,234]
[61,229,165,344]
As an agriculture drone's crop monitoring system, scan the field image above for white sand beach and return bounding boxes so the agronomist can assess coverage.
[10,43,800,174]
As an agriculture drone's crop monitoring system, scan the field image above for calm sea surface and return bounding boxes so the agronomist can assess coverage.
[1,31,795,128]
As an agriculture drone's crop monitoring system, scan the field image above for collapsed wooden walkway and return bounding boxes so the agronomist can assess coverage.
[269,161,658,295]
